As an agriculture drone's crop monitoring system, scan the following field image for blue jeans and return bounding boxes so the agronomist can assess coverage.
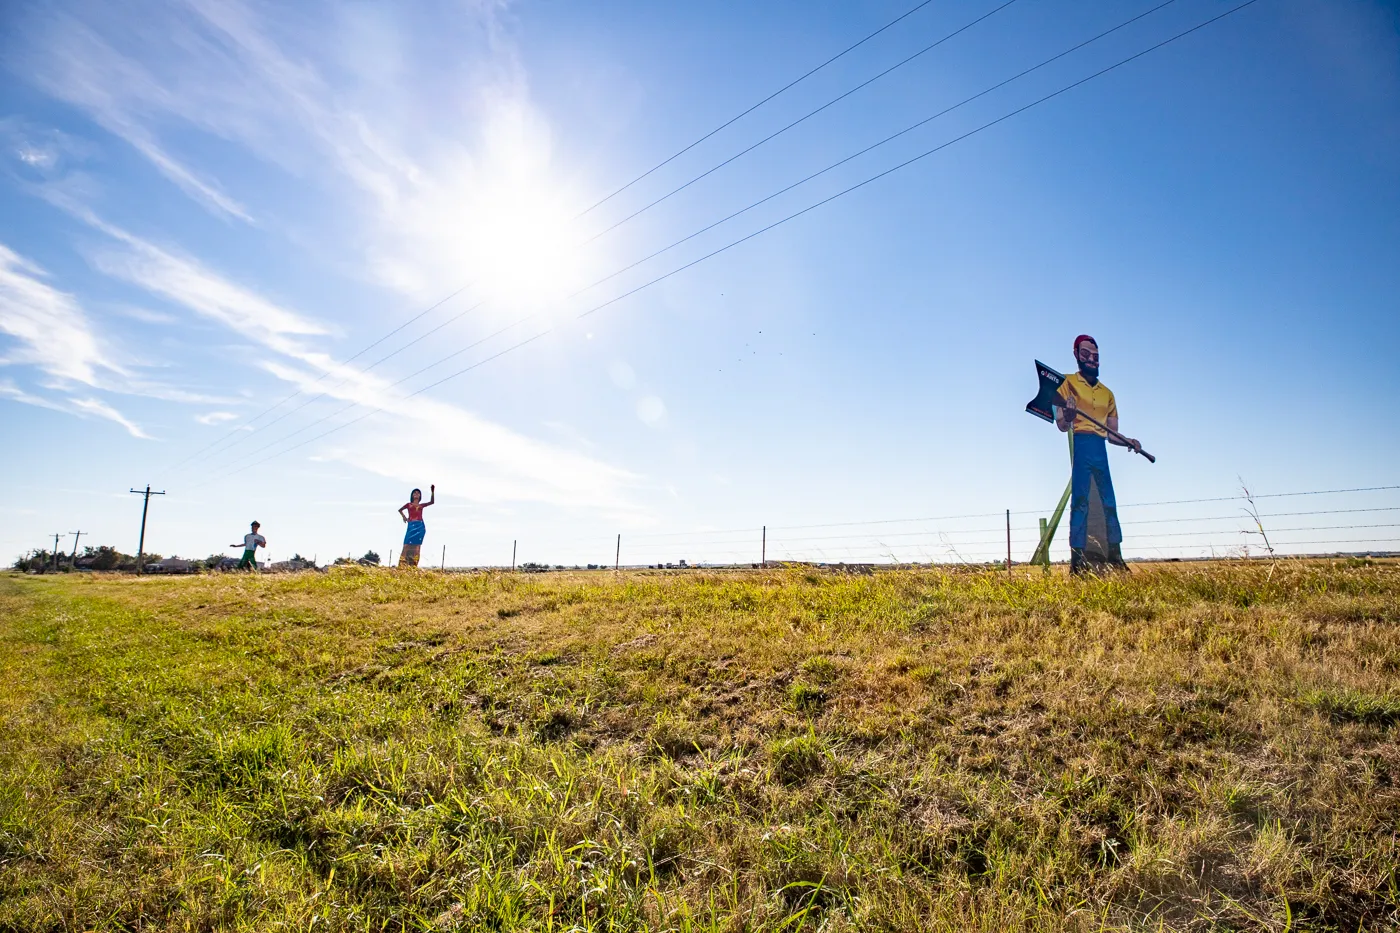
[1070,433,1122,549]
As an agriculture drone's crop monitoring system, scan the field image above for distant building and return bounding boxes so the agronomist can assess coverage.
[147,557,197,574]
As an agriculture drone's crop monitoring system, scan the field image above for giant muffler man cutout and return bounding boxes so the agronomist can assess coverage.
[1026,336,1153,575]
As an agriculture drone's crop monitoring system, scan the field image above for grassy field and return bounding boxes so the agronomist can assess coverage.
[1,562,1398,932]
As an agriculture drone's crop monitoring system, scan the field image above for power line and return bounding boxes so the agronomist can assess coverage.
[576,0,1266,324]
[576,0,941,218]
[585,0,1029,241]
[165,2,947,473]
[165,4,1014,471]
[571,0,1188,301]
[188,0,1265,486]
[176,298,488,472]
[158,283,477,475]
[188,331,552,488]
[191,314,538,478]
[175,0,1184,470]
[400,0,1272,408]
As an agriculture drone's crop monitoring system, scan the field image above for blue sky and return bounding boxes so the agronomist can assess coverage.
[1,0,1397,568]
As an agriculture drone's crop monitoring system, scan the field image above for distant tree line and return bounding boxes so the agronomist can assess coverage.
[11,546,385,573]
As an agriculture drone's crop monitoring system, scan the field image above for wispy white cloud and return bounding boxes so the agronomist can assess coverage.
[16,146,56,169]
[14,0,600,306]
[57,208,639,509]
[258,335,640,510]
[0,242,124,385]
[75,211,329,353]
[8,0,642,510]
[196,410,238,424]
[0,378,150,439]
[118,381,237,405]
[14,12,253,221]
[0,238,232,425]
[0,378,69,413]
[0,117,96,178]
[113,304,179,325]
[70,395,151,438]
[318,400,640,511]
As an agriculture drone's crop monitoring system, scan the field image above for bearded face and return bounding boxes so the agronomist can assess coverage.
[1076,340,1099,383]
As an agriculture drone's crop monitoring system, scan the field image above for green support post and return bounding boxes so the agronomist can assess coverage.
[1030,430,1075,569]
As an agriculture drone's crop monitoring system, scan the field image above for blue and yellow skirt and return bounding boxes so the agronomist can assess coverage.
[399,520,426,567]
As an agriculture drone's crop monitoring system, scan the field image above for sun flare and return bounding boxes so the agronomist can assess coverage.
[467,175,589,310]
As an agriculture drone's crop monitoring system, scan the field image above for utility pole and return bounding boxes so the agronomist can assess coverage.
[761,526,766,568]
[614,533,620,571]
[1006,509,1012,576]
[69,531,85,569]
[511,539,517,571]
[128,485,165,575]
[441,545,446,570]
[51,532,62,572]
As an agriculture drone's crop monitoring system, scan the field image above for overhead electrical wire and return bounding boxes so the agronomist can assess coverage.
[166,2,970,474]
[196,314,540,476]
[186,298,488,467]
[188,0,1265,488]
[174,0,1188,472]
[575,0,941,218]
[584,0,1028,241]
[164,2,944,474]
[368,0,1252,404]
[156,282,479,476]
[572,0,1186,298]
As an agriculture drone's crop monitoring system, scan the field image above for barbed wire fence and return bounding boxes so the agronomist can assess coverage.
[427,485,1400,571]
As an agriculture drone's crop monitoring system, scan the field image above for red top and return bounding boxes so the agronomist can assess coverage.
[405,503,424,521]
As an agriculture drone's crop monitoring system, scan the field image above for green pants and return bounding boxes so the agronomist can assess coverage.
[237,549,258,570]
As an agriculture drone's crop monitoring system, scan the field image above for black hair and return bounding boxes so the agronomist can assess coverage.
[410,488,422,501]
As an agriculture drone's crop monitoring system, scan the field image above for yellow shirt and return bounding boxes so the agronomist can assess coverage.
[1055,372,1117,437]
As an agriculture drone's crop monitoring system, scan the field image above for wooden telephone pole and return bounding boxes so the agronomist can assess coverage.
[69,531,85,569]
[128,485,166,574]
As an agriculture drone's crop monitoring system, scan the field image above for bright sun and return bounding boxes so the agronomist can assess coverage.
[387,103,604,320]
[467,176,590,309]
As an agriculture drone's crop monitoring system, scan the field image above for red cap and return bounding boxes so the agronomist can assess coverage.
[1073,334,1097,353]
